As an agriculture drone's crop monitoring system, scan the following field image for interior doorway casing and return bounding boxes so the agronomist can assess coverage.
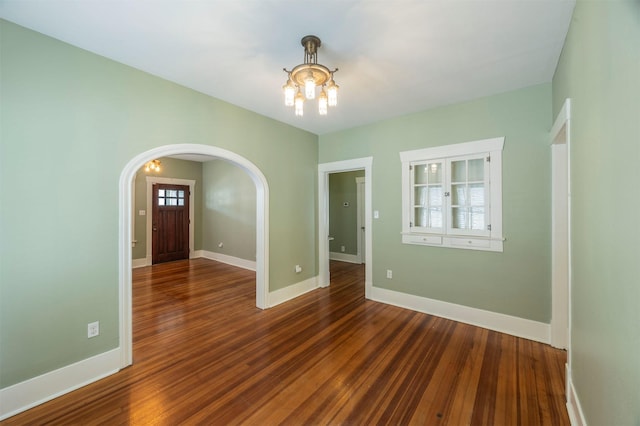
[119,144,269,368]
[356,176,365,264]
[318,158,373,298]
[550,99,571,351]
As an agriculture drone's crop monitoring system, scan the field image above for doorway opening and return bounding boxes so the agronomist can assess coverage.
[119,144,269,368]
[327,171,366,265]
[318,157,373,299]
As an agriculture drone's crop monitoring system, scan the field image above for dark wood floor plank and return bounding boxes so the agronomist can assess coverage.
[1,259,569,426]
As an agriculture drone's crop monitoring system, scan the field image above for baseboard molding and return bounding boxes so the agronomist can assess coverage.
[370,286,550,344]
[132,258,148,268]
[132,252,256,271]
[199,250,256,271]
[0,348,121,421]
[268,276,318,308]
[329,252,362,264]
[566,364,587,426]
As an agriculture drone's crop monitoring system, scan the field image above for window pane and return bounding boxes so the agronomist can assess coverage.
[158,189,165,197]
[451,160,466,183]
[470,207,485,230]
[452,184,467,205]
[158,198,165,206]
[427,163,442,183]
[168,198,177,206]
[429,208,443,228]
[167,190,177,197]
[178,198,184,206]
[414,164,428,185]
[452,207,469,229]
[468,158,484,181]
[414,186,427,206]
[469,183,485,206]
[415,207,428,227]
[178,190,184,198]
[428,186,443,206]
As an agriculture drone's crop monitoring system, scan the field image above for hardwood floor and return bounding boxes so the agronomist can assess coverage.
[2,259,569,425]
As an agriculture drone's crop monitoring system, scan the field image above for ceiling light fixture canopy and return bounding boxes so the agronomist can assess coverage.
[283,35,338,117]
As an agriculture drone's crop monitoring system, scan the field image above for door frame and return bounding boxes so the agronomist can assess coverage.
[356,176,365,264]
[318,157,373,298]
[119,144,269,368]
[145,177,196,265]
[550,98,571,350]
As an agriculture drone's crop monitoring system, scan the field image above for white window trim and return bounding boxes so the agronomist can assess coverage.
[400,137,505,252]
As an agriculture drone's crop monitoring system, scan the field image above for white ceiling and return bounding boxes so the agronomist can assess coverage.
[0,0,575,135]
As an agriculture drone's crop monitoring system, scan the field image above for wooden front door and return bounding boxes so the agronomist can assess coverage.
[152,184,190,264]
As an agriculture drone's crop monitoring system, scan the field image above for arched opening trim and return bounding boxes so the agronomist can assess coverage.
[118,144,269,367]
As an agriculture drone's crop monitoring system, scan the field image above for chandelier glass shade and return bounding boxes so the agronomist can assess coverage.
[283,35,338,116]
[144,159,161,173]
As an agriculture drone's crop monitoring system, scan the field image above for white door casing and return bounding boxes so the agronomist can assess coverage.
[356,177,365,264]
[550,99,571,350]
[318,158,373,298]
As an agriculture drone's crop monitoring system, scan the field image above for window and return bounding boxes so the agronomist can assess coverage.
[400,137,504,252]
[157,188,185,206]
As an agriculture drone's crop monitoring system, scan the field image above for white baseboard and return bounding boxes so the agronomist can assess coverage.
[370,286,550,344]
[0,348,121,421]
[199,250,256,271]
[329,252,362,264]
[268,276,318,308]
[132,252,255,271]
[566,364,587,426]
[132,258,148,268]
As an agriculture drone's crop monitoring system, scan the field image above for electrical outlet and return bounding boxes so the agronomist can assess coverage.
[295,265,302,273]
[88,321,99,338]
[386,269,393,279]
[341,245,346,252]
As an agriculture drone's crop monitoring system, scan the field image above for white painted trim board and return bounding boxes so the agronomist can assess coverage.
[0,349,121,421]
[566,364,587,426]
[371,286,550,344]
[318,157,373,299]
[198,250,256,271]
[268,276,318,308]
[329,252,361,264]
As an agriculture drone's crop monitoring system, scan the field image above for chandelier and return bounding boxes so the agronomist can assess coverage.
[282,35,339,117]
[144,159,161,173]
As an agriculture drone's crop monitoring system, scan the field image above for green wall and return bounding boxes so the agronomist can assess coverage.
[132,157,204,260]
[329,171,365,255]
[0,20,317,388]
[552,1,640,424]
[202,159,256,261]
[320,84,552,322]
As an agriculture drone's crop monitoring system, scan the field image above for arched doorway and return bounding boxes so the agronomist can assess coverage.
[118,144,269,367]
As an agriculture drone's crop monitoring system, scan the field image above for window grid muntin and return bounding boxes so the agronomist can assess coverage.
[447,154,490,236]
[158,188,185,207]
[409,154,491,238]
[411,160,445,230]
